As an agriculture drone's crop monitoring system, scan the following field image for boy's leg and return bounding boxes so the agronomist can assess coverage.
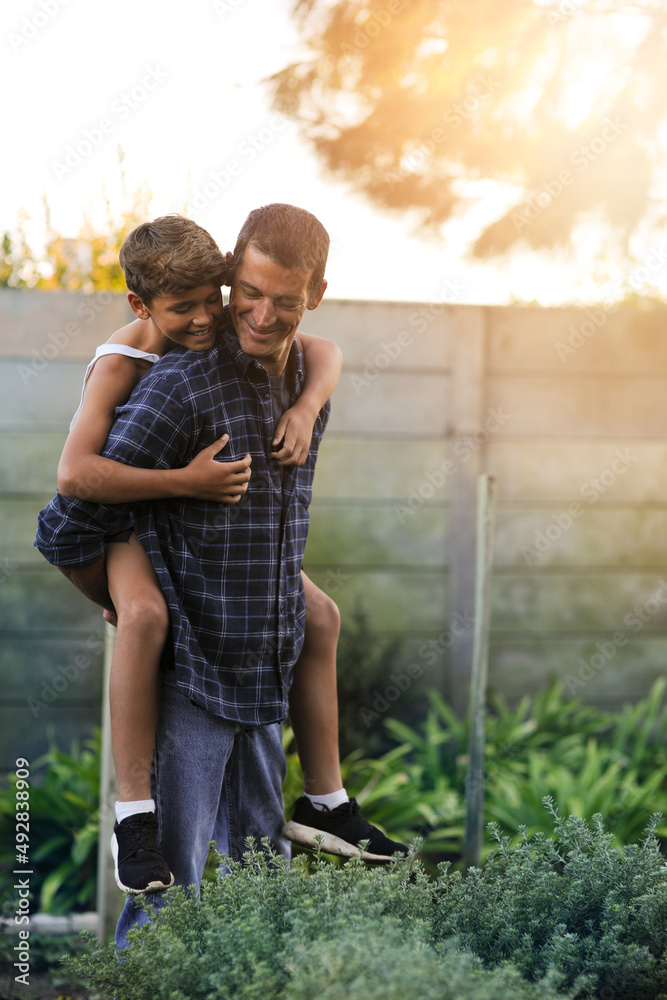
[284,571,408,862]
[288,571,342,795]
[106,532,174,895]
[106,533,168,804]
[116,683,289,949]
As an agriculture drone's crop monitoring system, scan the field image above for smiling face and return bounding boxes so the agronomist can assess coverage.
[129,283,224,352]
[229,246,326,374]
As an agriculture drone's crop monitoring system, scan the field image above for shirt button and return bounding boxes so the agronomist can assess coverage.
[280,604,285,614]
[263,392,270,402]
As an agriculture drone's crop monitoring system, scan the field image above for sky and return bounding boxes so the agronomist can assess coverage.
[2,0,661,306]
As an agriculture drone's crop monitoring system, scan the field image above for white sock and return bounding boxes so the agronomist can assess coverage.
[115,799,155,824]
[305,789,349,812]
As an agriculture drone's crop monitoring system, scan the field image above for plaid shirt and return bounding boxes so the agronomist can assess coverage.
[36,309,329,724]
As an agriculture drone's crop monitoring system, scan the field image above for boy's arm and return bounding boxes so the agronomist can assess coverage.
[271,333,342,467]
[58,356,250,504]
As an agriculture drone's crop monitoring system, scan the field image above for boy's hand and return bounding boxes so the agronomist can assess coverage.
[271,405,316,467]
[182,435,251,502]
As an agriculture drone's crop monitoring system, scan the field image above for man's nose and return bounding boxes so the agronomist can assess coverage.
[253,298,276,329]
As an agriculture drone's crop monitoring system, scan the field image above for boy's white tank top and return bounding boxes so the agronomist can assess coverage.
[70,343,160,430]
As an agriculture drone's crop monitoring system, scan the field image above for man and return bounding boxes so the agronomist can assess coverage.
[56,203,332,945]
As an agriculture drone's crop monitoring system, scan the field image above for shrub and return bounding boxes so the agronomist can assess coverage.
[335,602,416,759]
[0,733,100,913]
[352,678,667,865]
[432,802,667,998]
[68,842,573,1000]
[67,808,667,1000]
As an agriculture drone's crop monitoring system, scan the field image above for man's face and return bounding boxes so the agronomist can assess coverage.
[229,246,326,374]
[143,284,223,351]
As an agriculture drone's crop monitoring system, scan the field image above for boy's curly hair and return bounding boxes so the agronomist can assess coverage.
[119,215,229,304]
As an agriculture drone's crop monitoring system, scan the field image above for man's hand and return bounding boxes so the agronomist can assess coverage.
[271,405,317,467]
[180,435,252,502]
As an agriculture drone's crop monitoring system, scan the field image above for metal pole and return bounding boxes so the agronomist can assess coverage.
[96,622,122,942]
[463,474,497,870]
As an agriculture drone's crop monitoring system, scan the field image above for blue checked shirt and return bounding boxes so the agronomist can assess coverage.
[35,309,330,724]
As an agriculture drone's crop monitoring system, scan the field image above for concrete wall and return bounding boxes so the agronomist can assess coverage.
[2,290,666,768]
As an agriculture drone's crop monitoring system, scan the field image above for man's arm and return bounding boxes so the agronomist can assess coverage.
[57,557,114,613]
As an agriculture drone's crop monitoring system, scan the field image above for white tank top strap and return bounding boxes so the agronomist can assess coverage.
[70,343,160,429]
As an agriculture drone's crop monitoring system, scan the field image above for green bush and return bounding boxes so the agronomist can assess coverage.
[432,802,667,999]
[67,841,571,1000]
[67,808,667,999]
[345,678,667,866]
[335,602,417,759]
[0,733,100,914]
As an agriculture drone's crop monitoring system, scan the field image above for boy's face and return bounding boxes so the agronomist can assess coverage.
[135,284,224,351]
[229,246,326,374]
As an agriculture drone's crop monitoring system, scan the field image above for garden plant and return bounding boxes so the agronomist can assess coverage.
[66,804,667,999]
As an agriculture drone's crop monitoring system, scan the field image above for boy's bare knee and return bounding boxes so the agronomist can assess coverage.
[307,591,341,641]
[117,591,169,638]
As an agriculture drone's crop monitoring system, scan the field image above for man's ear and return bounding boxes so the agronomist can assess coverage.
[307,279,327,311]
[127,291,151,320]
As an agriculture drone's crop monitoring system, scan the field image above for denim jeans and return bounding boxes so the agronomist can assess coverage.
[115,679,289,949]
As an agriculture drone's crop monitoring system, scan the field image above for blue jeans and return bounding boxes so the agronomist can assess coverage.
[115,679,289,949]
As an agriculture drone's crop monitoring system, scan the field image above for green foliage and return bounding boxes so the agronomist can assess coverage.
[0,733,101,914]
[67,840,574,1000]
[68,810,667,1000]
[342,678,667,868]
[433,804,667,998]
[1,153,152,291]
[335,602,414,758]
[273,0,666,272]
[0,932,89,996]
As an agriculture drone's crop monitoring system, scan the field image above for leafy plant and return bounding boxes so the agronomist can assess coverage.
[433,803,667,999]
[0,732,101,914]
[335,601,416,759]
[67,809,667,999]
[360,678,667,864]
[67,839,573,1000]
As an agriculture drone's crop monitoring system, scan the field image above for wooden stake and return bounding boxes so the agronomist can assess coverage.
[463,474,497,870]
[96,622,122,942]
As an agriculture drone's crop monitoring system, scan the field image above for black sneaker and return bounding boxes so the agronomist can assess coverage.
[111,812,174,894]
[283,796,408,861]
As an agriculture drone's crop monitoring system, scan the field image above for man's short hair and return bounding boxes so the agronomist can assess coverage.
[119,215,228,304]
[231,203,329,301]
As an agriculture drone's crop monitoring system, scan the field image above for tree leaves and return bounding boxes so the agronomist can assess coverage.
[272,1,667,265]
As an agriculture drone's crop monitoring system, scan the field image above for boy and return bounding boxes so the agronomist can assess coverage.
[35,213,406,896]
